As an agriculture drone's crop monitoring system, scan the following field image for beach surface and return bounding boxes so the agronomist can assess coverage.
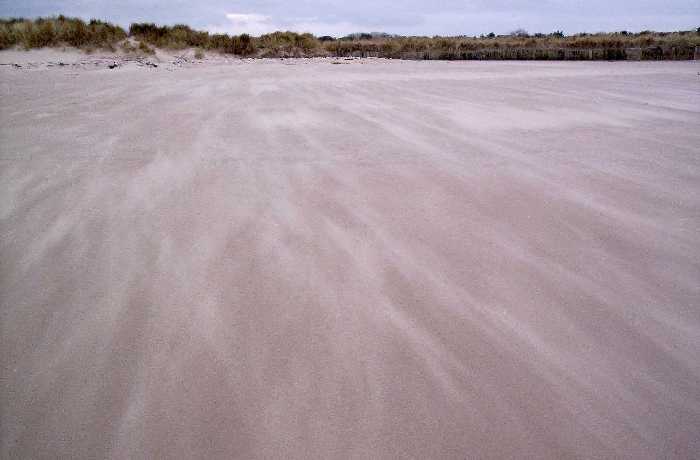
[1,55,699,458]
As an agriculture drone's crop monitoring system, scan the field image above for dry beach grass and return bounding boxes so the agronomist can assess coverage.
[1,56,700,458]
[2,17,699,60]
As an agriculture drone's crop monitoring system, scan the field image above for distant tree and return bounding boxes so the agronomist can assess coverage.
[318,36,336,42]
[510,28,529,37]
[487,32,495,38]
[552,30,564,38]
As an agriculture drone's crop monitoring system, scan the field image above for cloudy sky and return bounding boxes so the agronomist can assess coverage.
[1,0,698,37]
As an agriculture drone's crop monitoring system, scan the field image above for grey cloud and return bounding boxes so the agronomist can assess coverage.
[0,0,697,36]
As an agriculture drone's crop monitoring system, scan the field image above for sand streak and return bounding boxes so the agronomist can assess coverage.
[2,59,700,458]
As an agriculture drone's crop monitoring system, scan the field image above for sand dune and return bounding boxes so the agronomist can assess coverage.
[1,57,699,458]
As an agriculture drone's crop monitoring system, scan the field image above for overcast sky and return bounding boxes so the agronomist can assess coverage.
[1,0,698,37]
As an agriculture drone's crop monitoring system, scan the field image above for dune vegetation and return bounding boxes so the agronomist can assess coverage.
[0,16,126,51]
[1,16,699,60]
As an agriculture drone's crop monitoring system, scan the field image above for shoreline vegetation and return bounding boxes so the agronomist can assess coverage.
[1,16,699,60]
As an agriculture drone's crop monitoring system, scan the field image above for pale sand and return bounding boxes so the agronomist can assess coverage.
[1,56,699,459]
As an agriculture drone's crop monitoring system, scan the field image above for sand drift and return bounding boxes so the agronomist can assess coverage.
[1,59,700,458]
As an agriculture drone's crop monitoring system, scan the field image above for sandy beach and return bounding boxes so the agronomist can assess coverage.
[1,55,699,458]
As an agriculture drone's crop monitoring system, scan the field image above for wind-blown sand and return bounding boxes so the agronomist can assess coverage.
[1,56,699,459]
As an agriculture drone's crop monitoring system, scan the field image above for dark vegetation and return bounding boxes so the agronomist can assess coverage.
[0,16,126,50]
[326,30,700,60]
[2,16,699,60]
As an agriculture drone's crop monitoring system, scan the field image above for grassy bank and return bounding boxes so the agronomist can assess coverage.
[0,16,126,51]
[326,32,700,60]
[2,16,699,60]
